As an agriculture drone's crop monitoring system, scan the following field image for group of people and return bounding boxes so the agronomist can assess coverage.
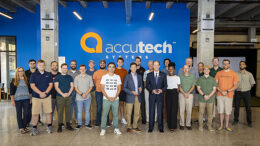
[10,56,255,136]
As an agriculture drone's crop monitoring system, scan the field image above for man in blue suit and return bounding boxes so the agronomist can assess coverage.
[146,60,167,133]
[123,63,143,133]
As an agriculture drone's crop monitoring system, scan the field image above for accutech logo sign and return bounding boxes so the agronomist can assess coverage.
[80,32,175,54]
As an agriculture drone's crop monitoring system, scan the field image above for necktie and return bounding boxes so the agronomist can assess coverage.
[155,73,158,84]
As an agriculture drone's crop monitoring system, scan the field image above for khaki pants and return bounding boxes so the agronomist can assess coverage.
[179,93,193,127]
[199,102,213,129]
[126,96,140,129]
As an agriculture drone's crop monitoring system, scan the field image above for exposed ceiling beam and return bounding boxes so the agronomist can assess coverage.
[102,1,108,8]
[220,4,260,18]
[186,2,195,9]
[145,1,151,9]
[59,0,67,7]
[215,3,239,17]
[11,0,35,13]
[166,2,174,9]
[0,1,16,12]
[253,14,260,20]
[191,20,260,28]
[125,0,132,24]
[236,5,260,20]
[78,0,87,8]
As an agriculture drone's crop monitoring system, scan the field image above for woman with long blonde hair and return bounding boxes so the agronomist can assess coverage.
[10,67,32,134]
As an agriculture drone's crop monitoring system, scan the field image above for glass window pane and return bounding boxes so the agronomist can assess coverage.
[0,37,6,51]
[9,55,16,82]
[1,52,7,90]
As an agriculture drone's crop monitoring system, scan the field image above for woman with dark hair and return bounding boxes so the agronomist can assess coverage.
[166,62,180,132]
[10,67,31,134]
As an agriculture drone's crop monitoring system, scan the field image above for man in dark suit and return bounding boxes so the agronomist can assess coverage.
[146,60,167,133]
[123,62,143,133]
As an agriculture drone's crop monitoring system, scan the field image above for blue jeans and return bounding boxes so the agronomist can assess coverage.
[77,98,91,126]
[15,99,30,129]
[70,92,78,120]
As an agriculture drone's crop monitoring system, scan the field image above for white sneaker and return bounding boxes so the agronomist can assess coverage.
[121,118,127,125]
[114,128,122,135]
[100,129,106,136]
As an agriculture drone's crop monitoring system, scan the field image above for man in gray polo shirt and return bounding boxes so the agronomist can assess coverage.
[74,64,94,129]
[68,60,80,124]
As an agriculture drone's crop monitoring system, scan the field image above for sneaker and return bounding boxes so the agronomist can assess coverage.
[132,128,141,133]
[57,126,62,133]
[121,118,127,125]
[100,129,106,136]
[186,126,192,130]
[95,124,100,128]
[76,125,82,129]
[208,126,215,132]
[216,126,223,132]
[46,126,53,134]
[85,124,92,129]
[225,127,233,132]
[61,123,65,128]
[114,128,122,135]
[30,128,39,136]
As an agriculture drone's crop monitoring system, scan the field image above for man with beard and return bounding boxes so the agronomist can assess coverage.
[210,57,222,78]
[93,60,110,127]
[68,60,80,124]
[50,61,61,124]
[233,61,255,127]
[215,59,239,132]
[25,59,43,126]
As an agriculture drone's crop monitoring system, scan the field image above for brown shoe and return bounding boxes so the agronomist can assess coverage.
[132,128,141,133]
[127,128,132,133]
[170,129,174,132]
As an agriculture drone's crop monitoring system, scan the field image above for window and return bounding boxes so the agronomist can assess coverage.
[0,36,17,91]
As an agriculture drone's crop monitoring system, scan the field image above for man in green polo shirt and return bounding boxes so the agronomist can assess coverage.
[210,57,222,78]
[197,65,217,132]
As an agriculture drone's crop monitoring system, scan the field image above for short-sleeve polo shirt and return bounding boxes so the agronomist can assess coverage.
[29,70,53,98]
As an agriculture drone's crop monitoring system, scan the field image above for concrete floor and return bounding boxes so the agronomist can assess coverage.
[0,101,259,146]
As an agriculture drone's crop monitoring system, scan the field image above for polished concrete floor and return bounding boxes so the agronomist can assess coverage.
[0,101,260,146]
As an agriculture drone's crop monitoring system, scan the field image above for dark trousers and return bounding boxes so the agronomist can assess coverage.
[57,96,72,124]
[15,99,30,129]
[234,91,252,124]
[166,89,178,129]
[140,91,146,123]
[149,94,163,130]
[95,92,109,125]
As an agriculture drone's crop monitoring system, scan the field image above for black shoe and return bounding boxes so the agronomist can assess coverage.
[232,121,238,125]
[61,123,65,128]
[159,129,164,133]
[66,122,74,131]
[248,123,252,128]
[95,124,100,128]
[85,124,92,129]
[76,125,82,129]
[148,129,153,133]
[142,121,146,124]
[106,123,112,127]
[186,126,192,130]
[57,126,62,133]
[180,126,184,130]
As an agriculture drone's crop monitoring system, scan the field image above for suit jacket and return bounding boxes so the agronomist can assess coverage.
[146,71,167,96]
[123,73,143,103]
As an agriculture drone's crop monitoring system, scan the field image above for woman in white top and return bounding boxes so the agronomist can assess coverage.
[166,62,180,132]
